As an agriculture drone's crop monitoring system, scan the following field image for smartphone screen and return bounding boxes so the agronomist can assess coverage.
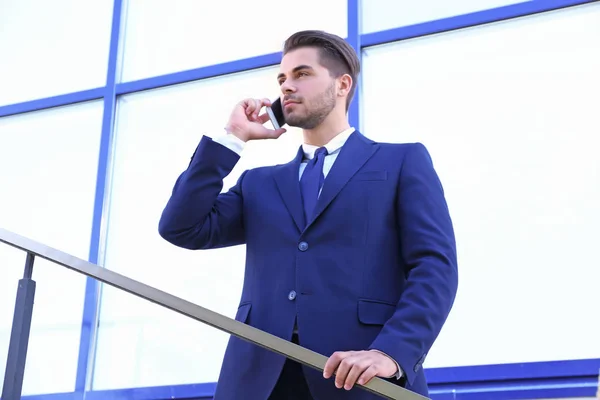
[266,98,286,129]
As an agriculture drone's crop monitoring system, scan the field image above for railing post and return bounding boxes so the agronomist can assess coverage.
[2,252,37,400]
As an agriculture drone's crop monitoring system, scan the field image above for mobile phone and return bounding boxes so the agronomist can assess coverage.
[266,98,286,130]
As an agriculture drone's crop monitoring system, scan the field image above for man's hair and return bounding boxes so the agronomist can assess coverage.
[283,30,361,112]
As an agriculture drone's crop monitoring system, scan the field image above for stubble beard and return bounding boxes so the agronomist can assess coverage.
[284,82,336,130]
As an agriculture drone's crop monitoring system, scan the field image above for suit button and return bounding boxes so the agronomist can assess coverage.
[298,242,308,251]
[288,290,297,301]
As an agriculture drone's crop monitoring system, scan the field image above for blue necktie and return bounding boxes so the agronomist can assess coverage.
[300,147,328,226]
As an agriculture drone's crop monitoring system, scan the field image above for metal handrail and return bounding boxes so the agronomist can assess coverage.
[0,227,428,400]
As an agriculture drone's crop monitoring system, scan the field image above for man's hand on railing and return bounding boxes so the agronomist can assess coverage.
[323,349,399,391]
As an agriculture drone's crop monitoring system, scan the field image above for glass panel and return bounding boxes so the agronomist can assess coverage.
[361,3,600,368]
[0,0,114,106]
[0,101,103,394]
[119,0,347,82]
[361,0,528,34]
[93,67,305,389]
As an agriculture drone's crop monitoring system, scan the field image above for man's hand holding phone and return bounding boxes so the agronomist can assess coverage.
[224,98,286,142]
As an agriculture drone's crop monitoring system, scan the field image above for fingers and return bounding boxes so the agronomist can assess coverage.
[253,125,286,140]
[243,98,271,121]
[273,127,287,137]
[323,351,347,379]
[228,97,285,141]
[324,351,366,390]
[343,360,375,390]
[335,354,369,390]
[334,355,355,389]
[357,364,379,386]
[324,351,389,391]
[257,112,272,124]
[264,127,287,139]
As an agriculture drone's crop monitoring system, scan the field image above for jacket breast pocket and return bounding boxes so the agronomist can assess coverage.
[235,302,252,324]
[351,170,388,182]
[357,299,396,325]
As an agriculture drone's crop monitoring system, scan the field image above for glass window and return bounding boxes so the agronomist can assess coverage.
[93,67,305,389]
[361,0,528,34]
[0,0,114,107]
[118,0,347,82]
[361,3,600,368]
[0,101,103,394]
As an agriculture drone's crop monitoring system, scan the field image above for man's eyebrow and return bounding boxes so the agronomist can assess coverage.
[277,65,314,80]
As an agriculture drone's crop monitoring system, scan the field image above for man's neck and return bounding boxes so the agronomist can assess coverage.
[302,119,351,147]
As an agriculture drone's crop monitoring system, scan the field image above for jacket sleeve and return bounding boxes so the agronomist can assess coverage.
[368,142,458,385]
[158,135,247,250]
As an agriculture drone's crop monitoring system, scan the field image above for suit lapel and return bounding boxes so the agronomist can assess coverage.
[306,131,379,229]
[273,146,305,232]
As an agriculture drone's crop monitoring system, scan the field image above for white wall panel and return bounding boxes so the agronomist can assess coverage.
[361,0,529,33]
[119,0,347,82]
[362,3,600,368]
[0,0,114,106]
[0,101,103,394]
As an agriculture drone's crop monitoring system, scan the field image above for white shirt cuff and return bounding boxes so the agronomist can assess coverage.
[213,133,246,155]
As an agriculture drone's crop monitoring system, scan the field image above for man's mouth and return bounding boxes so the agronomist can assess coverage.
[283,98,300,107]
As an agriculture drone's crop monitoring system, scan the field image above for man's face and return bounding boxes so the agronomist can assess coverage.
[277,47,337,129]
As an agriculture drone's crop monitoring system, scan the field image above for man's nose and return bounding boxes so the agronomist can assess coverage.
[280,81,296,94]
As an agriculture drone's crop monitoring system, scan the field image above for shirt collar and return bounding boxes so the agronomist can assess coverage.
[301,127,355,160]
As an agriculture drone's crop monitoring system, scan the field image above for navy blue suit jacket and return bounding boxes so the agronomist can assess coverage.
[159,130,458,400]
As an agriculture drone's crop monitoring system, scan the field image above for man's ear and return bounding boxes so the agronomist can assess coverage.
[338,74,353,97]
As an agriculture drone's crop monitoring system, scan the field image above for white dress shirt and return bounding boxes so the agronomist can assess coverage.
[214,127,355,180]
[212,127,404,380]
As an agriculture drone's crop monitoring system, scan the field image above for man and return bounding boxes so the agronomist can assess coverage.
[158,30,458,400]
